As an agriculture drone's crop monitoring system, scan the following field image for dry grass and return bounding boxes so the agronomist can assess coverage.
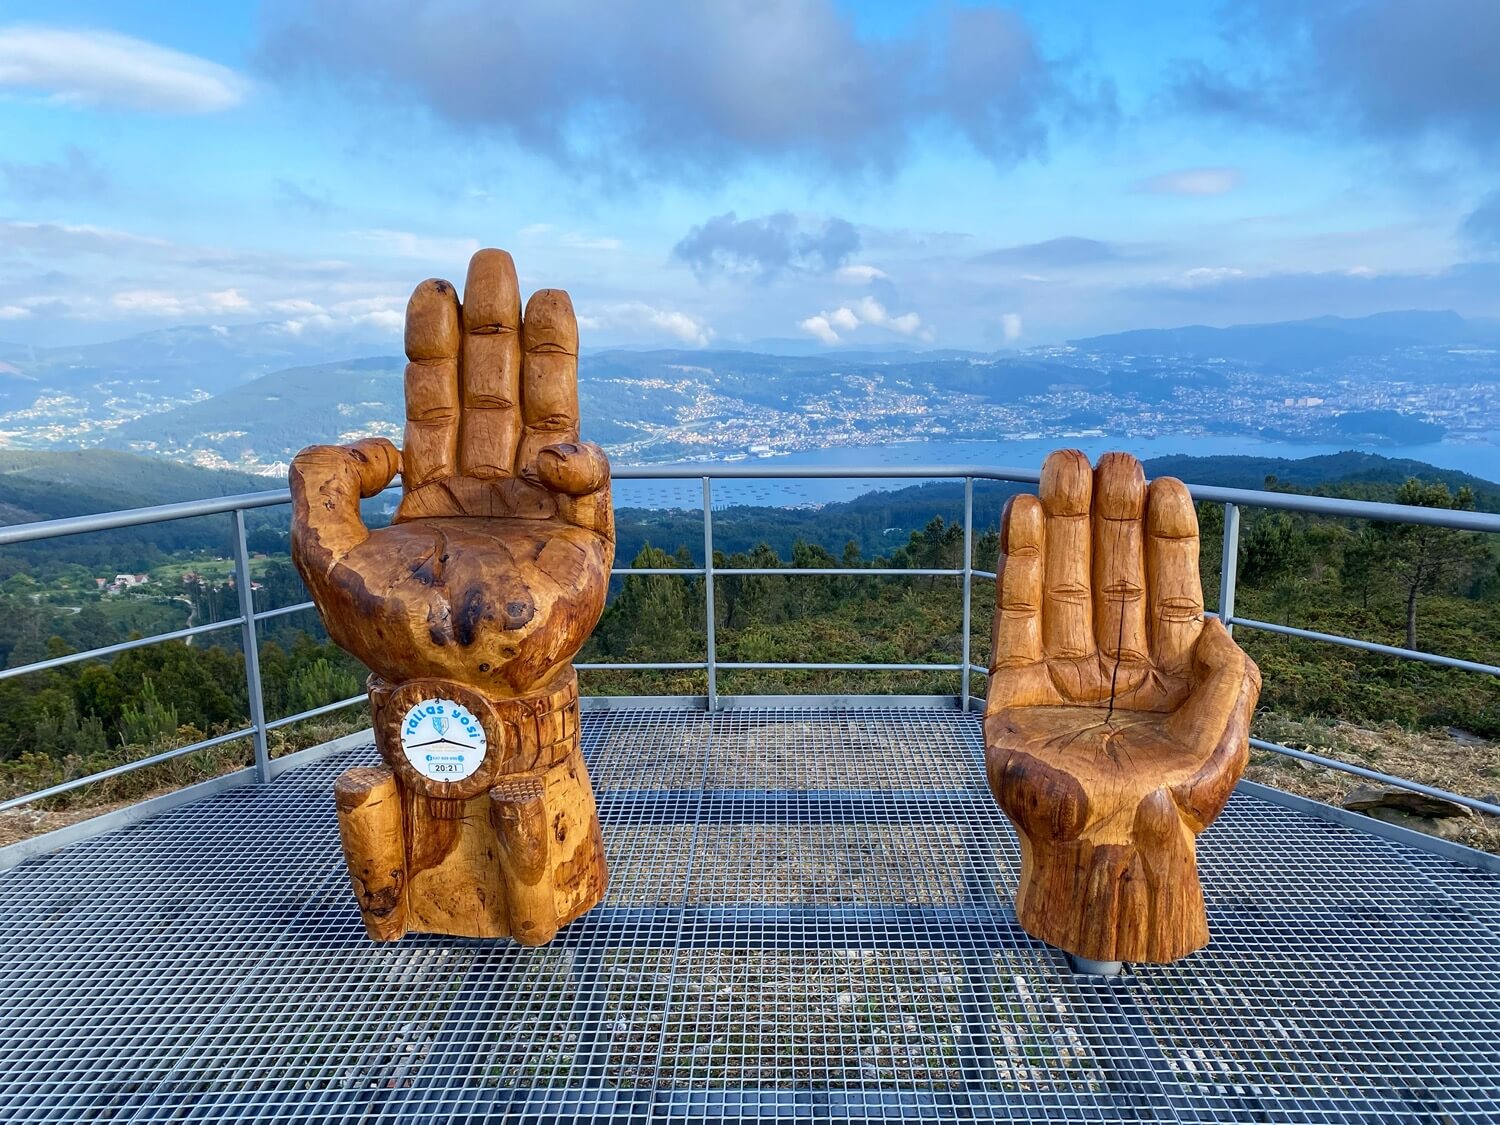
[1247,712,1500,853]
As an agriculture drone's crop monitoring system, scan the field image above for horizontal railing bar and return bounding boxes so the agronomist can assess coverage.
[576,662,707,671]
[611,464,1040,483]
[253,600,316,621]
[611,567,706,576]
[616,464,1500,530]
[0,725,255,811]
[0,489,292,545]
[1232,617,1500,676]
[716,662,963,672]
[610,567,968,578]
[1,466,1493,553]
[0,615,245,681]
[713,567,963,577]
[971,569,997,580]
[1250,737,1500,818]
[264,694,366,731]
[1184,483,1500,531]
[581,662,964,673]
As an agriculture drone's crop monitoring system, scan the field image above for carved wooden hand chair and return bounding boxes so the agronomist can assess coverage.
[985,450,1260,964]
[291,248,612,944]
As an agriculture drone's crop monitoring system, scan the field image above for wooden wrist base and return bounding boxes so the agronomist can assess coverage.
[1003,784,1209,965]
[332,669,607,944]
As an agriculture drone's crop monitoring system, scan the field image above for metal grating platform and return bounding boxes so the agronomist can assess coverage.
[2,708,1498,1123]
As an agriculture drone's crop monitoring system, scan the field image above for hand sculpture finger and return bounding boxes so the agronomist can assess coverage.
[1038,449,1094,661]
[1091,453,1149,663]
[1145,477,1204,676]
[401,278,462,491]
[1166,617,1260,826]
[290,438,401,574]
[538,440,614,539]
[459,249,523,480]
[992,492,1045,671]
[987,492,1058,712]
[517,289,581,475]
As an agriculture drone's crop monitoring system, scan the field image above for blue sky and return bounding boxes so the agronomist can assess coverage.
[1,0,1497,351]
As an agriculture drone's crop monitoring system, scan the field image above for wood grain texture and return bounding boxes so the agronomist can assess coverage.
[293,248,612,943]
[985,450,1261,964]
[333,766,408,941]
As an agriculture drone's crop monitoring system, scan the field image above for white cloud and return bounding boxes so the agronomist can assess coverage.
[0,25,248,113]
[1346,265,1378,278]
[267,295,406,335]
[1001,312,1023,341]
[1175,266,1247,288]
[579,301,714,347]
[1136,167,1242,196]
[798,295,925,344]
[359,308,404,331]
[0,219,172,257]
[206,288,250,311]
[829,307,860,332]
[0,304,31,319]
[353,229,482,261]
[835,263,888,283]
[799,314,840,345]
[110,288,252,316]
[110,289,189,315]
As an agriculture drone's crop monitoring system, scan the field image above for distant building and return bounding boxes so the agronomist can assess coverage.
[105,573,149,595]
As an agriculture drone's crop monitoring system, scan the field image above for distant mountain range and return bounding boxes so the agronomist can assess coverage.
[0,308,1495,474]
[1069,309,1500,369]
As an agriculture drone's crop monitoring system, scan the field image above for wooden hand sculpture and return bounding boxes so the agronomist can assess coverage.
[291,248,612,945]
[985,450,1260,964]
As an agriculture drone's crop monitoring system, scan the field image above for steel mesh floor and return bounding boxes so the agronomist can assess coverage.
[2,708,1498,1123]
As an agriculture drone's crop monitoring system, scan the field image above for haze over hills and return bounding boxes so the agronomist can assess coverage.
[1070,310,1500,369]
[0,322,388,450]
[0,309,1494,476]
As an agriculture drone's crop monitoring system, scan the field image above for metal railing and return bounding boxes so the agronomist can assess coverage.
[0,463,1497,820]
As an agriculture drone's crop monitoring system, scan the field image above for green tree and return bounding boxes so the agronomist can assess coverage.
[1358,479,1489,650]
[118,678,179,749]
[1239,512,1311,591]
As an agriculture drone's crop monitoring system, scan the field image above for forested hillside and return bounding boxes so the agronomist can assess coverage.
[0,447,1494,850]
[0,449,271,523]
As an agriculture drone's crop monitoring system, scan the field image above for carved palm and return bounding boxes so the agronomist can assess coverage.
[290,249,614,698]
[985,449,1260,963]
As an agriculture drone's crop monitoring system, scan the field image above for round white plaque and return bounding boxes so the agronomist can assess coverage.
[398,698,488,782]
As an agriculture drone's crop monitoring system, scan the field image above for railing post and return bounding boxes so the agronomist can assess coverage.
[702,476,718,712]
[960,476,974,713]
[233,509,271,783]
[1219,502,1240,636]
